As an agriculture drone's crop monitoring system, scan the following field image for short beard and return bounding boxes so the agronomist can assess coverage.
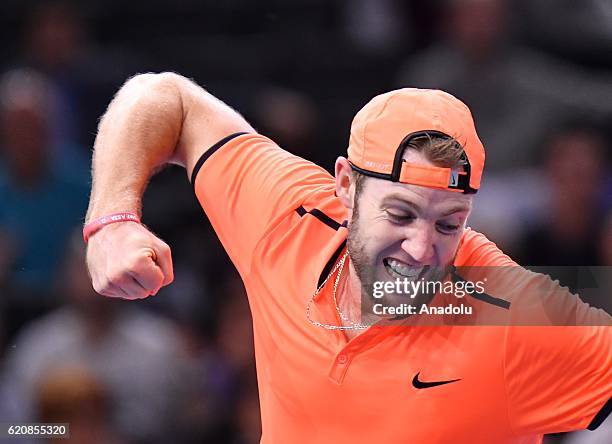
[347,196,377,307]
[347,195,453,321]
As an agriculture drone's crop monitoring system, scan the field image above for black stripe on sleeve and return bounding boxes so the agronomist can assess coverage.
[295,206,347,231]
[451,270,511,309]
[468,291,511,310]
[293,206,348,287]
[317,239,347,288]
[309,209,343,231]
[190,132,249,188]
[587,397,611,431]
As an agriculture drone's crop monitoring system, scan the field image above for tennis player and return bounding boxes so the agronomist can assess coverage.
[84,73,611,443]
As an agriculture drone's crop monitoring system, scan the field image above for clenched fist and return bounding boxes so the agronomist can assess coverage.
[86,221,174,299]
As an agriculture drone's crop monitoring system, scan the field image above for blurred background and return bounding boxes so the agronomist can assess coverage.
[0,0,610,443]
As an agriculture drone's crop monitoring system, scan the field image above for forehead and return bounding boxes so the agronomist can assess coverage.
[361,150,473,212]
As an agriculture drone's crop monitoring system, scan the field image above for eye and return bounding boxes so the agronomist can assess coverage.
[436,222,460,235]
[386,211,416,225]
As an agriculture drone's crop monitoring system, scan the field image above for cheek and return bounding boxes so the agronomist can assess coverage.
[354,218,400,259]
[435,233,463,263]
[370,226,409,262]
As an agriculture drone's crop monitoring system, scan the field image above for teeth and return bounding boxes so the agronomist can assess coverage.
[387,259,423,279]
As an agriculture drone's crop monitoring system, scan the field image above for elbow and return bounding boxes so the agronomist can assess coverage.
[123,71,188,96]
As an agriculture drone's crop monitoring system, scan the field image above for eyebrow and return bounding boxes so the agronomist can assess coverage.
[440,206,470,216]
[381,194,420,209]
[382,193,470,216]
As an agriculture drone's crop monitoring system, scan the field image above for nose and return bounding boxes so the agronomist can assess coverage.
[400,223,436,265]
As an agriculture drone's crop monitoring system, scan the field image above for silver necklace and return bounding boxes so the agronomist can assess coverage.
[306,251,369,330]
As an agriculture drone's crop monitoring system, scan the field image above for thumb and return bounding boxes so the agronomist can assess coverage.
[151,241,174,287]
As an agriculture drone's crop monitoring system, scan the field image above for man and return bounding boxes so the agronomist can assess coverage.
[85,73,611,443]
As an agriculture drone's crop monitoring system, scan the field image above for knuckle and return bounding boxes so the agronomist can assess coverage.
[128,290,146,300]
[146,273,163,289]
[92,280,104,295]
[125,254,146,271]
[156,241,171,257]
[97,282,115,298]
[107,269,128,286]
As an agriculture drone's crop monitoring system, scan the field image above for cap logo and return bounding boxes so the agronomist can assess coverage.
[365,161,390,170]
[449,169,459,187]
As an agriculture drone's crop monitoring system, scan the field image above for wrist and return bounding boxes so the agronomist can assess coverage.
[83,212,141,243]
[86,198,141,223]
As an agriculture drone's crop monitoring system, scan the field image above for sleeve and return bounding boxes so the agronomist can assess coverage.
[455,228,612,433]
[454,227,517,267]
[191,132,335,274]
[505,325,612,434]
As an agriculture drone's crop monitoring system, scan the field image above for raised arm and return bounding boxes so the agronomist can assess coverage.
[85,72,252,299]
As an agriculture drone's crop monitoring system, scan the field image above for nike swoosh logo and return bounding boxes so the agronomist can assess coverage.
[412,372,461,389]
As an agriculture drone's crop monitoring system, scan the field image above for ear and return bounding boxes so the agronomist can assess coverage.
[334,156,353,209]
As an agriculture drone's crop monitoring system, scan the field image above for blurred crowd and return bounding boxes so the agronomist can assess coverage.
[0,1,610,443]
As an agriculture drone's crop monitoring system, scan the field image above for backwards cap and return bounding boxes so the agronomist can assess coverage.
[347,88,485,193]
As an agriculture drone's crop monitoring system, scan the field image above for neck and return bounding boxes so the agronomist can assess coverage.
[337,259,381,330]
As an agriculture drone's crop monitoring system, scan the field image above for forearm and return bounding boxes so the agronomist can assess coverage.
[86,72,185,222]
[84,72,248,298]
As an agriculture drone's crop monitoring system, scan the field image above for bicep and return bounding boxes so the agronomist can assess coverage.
[169,74,254,175]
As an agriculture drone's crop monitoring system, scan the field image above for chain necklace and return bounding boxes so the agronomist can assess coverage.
[306,250,370,330]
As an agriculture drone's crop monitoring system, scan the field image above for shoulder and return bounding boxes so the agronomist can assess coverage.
[192,132,331,185]
[455,227,516,267]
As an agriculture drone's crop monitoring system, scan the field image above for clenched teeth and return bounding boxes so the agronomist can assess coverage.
[385,258,423,279]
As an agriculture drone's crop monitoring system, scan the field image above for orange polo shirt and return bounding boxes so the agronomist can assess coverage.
[192,132,611,444]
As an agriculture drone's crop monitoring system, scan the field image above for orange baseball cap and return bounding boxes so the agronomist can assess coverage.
[347,88,485,193]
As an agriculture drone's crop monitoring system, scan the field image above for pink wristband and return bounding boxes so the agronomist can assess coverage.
[83,212,141,243]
